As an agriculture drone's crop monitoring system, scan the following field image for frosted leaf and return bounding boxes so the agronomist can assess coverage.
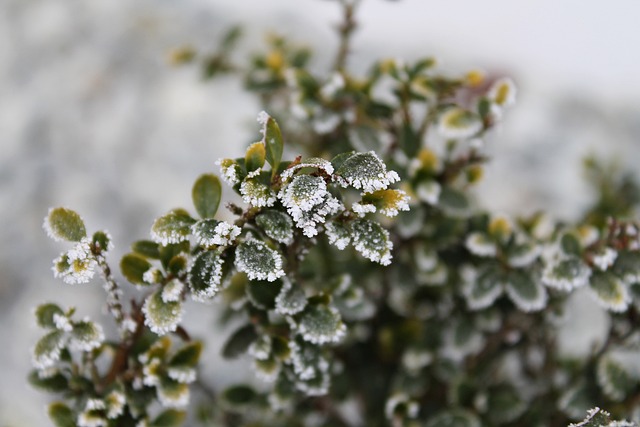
[441,318,485,362]
[612,251,640,284]
[289,337,330,381]
[275,279,307,315]
[334,151,400,194]
[361,189,410,217]
[192,219,241,247]
[240,178,276,208]
[33,330,65,369]
[437,107,483,139]
[69,320,105,352]
[162,279,184,303]
[291,195,343,238]
[416,262,448,286]
[385,393,419,420]
[507,242,541,268]
[78,403,107,427]
[414,244,438,272]
[416,180,441,205]
[505,270,548,312]
[255,209,294,245]
[350,219,393,265]
[280,175,327,215]
[151,209,195,246]
[352,202,376,217]
[569,407,635,427]
[269,373,296,411]
[597,355,636,402]
[142,268,163,285]
[465,232,497,257]
[402,348,433,373]
[298,305,346,345]
[280,158,334,182]
[462,265,503,310]
[188,250,224,301]
[593,248,618,271]
[142,291,184,335]
[253,355,281,382]
[488,77,517,108]
[325,221,351,250]
[542,256,591,291]
[158,378,190,408]
[52,238,97,285]
[588,272,631,313]
[235,239,285,282]
[142,358,163,387]
[105,390,126,419]
[295,367,330,396]
[43,207,87,242]
[558,381,593,420]
[216,158,243,186]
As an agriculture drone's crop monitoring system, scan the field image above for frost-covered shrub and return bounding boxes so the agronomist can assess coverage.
[30,2,640,426]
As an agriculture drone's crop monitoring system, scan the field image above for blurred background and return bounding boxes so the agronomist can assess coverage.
[1,0,639,424]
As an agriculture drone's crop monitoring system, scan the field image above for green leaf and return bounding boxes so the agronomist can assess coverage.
[188,250,224,301]
[298,304,346,345]
[35,303,65,329]
[48,402,75,427]
[335,151,399,194]
[223,384,257,408]
[425,409,481,427]
[169,341,202,369]
[91,231,111,252]
[132,240,161,259]
[151,209,196,246]
[245,141,266,173]
[438,187,470,217]
[246,279,283,310]
[151,409,187,427]
[160,242,190,270]
[542,255,591,291]
[263,115,283,171]
[158,377,190,407]
[28,369,68,392]
[192,174,222,219]
[613,250,640,284]
[561,233,582,256]
[255,209,294,244]
[486,385,526,424]
[44,207,87,242]
[558,381,597,420]
[222,324,258,359]
[120,253,153,285]
[142,290,183,336]
[275,279,307,315]
[597,353,637,401]
[400,122,420,157]
[505,270,547,312]
[588,271,630,312]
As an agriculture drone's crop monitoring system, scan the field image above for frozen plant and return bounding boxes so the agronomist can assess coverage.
[30,1,640,427]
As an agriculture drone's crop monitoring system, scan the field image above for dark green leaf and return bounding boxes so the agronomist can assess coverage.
[245,142,266,173]
[28,370,68,393]
[151,409,186,427]
[48,402,75,427]
[192,174,222,219]
[222,324,258,359]
[169,341,202,369]
[120,253,152,285]
[45,207,86,242]
[223,384,257,407]
[264,116,283,171]
[131,240,161,259]
[246,279,283,310]
[35,303,65,329]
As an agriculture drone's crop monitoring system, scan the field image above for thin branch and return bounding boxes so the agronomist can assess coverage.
[333,0,361,72]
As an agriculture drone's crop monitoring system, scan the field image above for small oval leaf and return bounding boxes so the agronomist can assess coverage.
[44,207,87,242]
[192,174,222,219]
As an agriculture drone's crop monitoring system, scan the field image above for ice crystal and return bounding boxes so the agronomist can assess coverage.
[53,313,73,332]
[593,247,618,271]
[325,222,351,250]
[150,209,195,246]
[168,367,196,384]
[162,279,184,303]
[142,268,163,285]
[437,107,483,139]
[240,178,276,208]
[350,219,393,265]
[298,305,346,345]
[352,202,376,217]
[365,189,410,217]
[280,158,334,182]
[142,291,184,335]
[216,158,242,186]
[275,279,308,315]
[52,238,97,285]
[142,358,162,387]
[234,239,285,282]
[289,339,330,382]
[335,151,400,194]
[255,209,294,244]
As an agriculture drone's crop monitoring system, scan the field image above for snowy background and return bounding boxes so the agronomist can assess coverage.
[1,0,640,425]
